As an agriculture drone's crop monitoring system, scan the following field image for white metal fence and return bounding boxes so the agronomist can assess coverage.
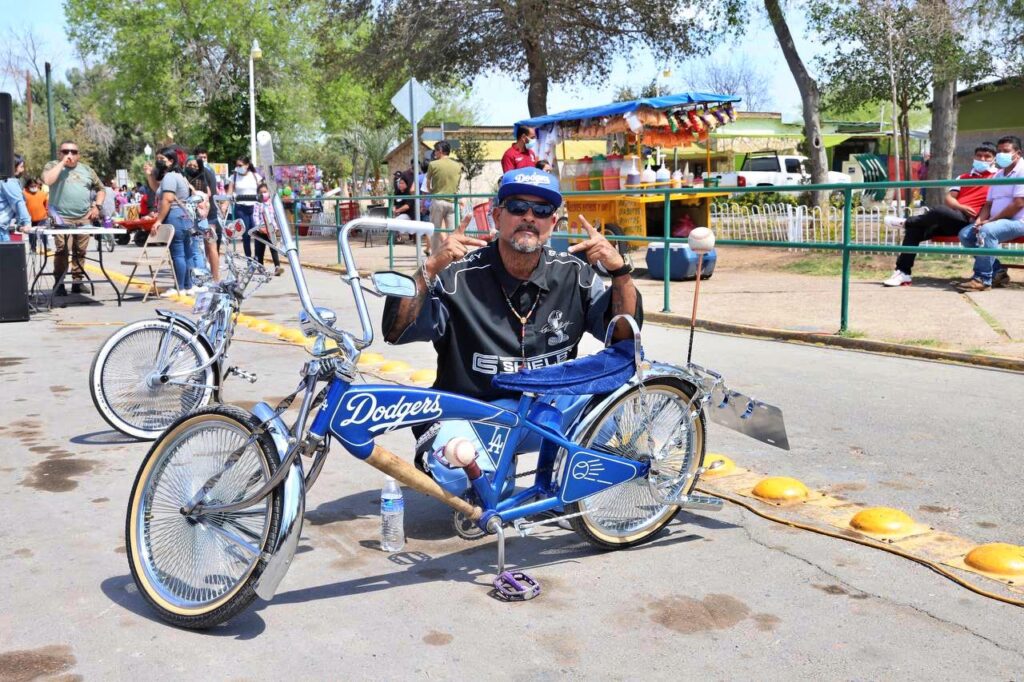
[709,203,1024,256]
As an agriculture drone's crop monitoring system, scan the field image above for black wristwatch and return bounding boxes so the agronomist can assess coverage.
[604,255,634,278]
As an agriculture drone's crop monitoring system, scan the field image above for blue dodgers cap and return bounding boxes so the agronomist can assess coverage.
[497,167,562,209]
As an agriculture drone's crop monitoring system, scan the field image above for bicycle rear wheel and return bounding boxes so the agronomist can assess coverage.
[126,406,282,629]
[90,319,215,440]
[566,377,705,549]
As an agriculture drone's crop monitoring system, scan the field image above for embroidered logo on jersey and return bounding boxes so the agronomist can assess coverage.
[472,347,571,375]
[541,309,571,346]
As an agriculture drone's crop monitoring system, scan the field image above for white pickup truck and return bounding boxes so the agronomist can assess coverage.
[710,153,852,190]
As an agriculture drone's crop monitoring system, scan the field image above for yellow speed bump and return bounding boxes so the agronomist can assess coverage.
[409,369,436,385]
[279,328,307,343]
[752,476,809,503]
[850,507,916,535]
[702,453,736,477]
[357,352,386,366]
[379,360,412,373]
[254,320,281,334]
[964,543,1024,577]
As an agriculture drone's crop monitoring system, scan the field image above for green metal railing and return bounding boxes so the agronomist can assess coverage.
[286,175,1022,332]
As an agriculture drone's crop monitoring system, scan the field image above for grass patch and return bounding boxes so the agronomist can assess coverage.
[774,251,966,280]
[964,348,991,355]
[837,329,866,339]
[901,338,945,348]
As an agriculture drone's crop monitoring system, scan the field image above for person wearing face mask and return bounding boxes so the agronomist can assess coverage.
[957,135,1024,291]
[23,177,49,251]
[501,126,539,173]
[0,153,32,242]
[152,146,197,295]
[882,143,998,287]
[226,155,262,258]
[252,182,283,275]
[184,152,221,282]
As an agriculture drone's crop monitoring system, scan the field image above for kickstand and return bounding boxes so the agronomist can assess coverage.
[488,519,541,602]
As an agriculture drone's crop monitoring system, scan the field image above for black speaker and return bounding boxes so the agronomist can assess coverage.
[0,93,12,178]
[0,243,29,322]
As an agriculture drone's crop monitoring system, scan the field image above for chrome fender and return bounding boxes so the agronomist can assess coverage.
[250,401,306,601]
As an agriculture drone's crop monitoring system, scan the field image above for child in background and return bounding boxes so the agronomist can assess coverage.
[23,178,49,251]
[253,182,283,276]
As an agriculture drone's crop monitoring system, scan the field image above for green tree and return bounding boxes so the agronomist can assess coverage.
[64,0,322,159]
[326,0,741,116]
[455,139,486,194]
[810,0,990,196]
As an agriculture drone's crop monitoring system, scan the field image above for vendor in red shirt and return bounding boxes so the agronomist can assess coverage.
[501,126,538,172]
[882,142,998,287]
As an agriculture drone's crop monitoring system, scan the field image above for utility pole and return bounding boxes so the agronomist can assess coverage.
[45,62,56,158]
[26,71,32,128]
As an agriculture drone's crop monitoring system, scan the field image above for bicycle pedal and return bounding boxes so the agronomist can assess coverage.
[227,367,258,383]
[492,571,541,602]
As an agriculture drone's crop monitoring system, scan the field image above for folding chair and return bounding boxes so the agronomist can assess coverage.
[121,223,175,302]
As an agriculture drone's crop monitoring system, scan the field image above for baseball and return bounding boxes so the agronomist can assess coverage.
[688,227,715,254]
[443,437,477,467]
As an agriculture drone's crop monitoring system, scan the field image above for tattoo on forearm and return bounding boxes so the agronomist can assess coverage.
[383,270,430,343]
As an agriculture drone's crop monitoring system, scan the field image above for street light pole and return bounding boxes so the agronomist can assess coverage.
[249,40,262,164]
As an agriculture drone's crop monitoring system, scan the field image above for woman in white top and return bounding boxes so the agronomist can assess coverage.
[226,155,261,258]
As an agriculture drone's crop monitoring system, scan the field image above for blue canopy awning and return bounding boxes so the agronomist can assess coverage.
[514,92,741,136]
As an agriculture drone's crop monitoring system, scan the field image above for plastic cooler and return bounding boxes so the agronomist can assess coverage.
[645,243,717,281]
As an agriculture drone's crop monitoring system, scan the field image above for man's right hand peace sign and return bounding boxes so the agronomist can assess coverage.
[425,212,490,278]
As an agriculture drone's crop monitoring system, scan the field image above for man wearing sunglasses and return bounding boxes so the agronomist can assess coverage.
[42,140,105,295]
[383,167,639,476]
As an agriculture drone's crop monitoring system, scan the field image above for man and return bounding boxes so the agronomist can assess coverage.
[501,126,539,172]
[185,151,222,281]
[957,135,1024,291]
[42,141,105,294]
[383,167,640,474]
[426,141,463,254]
[882,143,998,287]
[0,153,31,241]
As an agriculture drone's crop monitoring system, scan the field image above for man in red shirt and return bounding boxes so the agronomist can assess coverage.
[882,143,998,287]
[501,126,538,172]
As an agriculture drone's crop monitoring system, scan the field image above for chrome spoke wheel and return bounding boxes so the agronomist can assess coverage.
[568,379,704,548]
[128,409,279,622]
[92,321,215,440]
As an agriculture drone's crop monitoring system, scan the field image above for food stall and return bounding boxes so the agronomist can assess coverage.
[514,92,741,248]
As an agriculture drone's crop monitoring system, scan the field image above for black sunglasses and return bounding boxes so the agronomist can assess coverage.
[501,198,556,219]
[60,149,80,156]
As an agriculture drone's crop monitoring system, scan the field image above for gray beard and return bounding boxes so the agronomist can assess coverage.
[510,239,542,254]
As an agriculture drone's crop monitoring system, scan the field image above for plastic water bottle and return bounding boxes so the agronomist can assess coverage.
[380,476,405,552]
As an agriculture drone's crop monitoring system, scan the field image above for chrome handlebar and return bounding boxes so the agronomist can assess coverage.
[269,192,433,351]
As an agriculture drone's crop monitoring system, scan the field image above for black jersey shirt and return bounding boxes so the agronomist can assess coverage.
[382,242,643,401]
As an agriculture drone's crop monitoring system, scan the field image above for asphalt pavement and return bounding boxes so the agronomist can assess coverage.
[1,257,1022,680]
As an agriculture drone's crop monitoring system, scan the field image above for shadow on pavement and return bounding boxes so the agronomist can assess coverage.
[71,429,140,446]
[99,575,268,640]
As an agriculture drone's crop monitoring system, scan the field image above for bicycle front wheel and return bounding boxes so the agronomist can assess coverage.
[90,319,216,440]
[566,378,705,549]
[126,406,283,629]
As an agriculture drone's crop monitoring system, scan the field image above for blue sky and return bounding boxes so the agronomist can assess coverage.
[2,1,822,124]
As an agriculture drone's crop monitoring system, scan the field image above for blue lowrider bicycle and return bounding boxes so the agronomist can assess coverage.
[125,154,788,629]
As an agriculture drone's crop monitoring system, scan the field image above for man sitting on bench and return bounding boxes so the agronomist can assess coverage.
[882,142,997,287]
[957,135,1024,292]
